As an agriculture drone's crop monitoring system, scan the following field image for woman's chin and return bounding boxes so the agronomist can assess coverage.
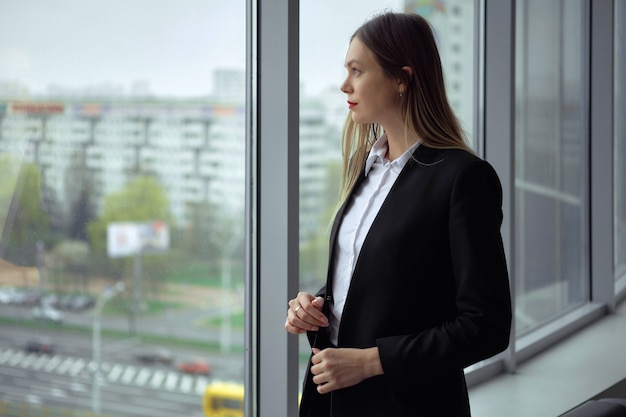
[350,112,369,124]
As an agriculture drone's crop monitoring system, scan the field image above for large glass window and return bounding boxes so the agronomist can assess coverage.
[298,0,402,382]
[514,0,589,335]
[298,0,480,290]
[298,0,480,381]
[0,2,246,416]
[616,0,626,286]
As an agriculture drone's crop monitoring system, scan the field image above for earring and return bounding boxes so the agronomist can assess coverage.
[399,90,404,97]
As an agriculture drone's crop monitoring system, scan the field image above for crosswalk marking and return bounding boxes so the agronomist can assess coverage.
[134,367,151,386]
[21,353,38,369]
[107,364,123,382]
[121,366,136,384]
[165,372,179,391]
[44,356,61,372]
[7,351,25,367]
[69,358,85,377]
[195,376,209,395]
[150,370,165,388]
[100,361,111,373]
[56,357,74,375]
[179,374,193,393]
[0,348,212,394]
[0,349,14,364]
[31,354,48,371]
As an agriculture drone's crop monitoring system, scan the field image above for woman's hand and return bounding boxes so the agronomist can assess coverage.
[310,347,383,394]
[285,292,328,334]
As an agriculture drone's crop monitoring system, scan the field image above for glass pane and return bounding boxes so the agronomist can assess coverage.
[616,1,626,283]
[299,0,479,383]
[514,0,588,335]
[410,1,478,148]
[0,2,246,417]
[299,0,400,385]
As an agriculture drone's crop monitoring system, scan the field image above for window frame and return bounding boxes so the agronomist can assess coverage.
[248,1,622,415]
[246,1,301,416]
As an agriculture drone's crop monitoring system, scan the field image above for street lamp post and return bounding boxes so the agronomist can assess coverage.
[92,281,125,415]
[220,235,241,353]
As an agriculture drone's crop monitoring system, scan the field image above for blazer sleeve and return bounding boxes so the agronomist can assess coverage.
[376,159,512,393]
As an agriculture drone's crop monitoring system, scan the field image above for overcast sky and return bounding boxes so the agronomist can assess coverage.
[0,0,403,97]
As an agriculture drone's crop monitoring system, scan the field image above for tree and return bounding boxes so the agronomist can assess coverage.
[179,201,240,263]
[87,176,174,254]
[0,155,21,233]
[299,159,341,287]
[87,175,174,300]
[68,188,95,241]
[0,157,50,265]
[65,149,96,241]
[50,239,90,293]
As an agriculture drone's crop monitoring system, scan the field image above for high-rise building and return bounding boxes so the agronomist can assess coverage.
[0,70,339,242]
[405,0,476,143]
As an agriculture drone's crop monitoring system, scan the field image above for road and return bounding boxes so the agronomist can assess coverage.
[0,299,313,416]
[0,320,244,417]
[0,303,244,346]
[0,347,205,417]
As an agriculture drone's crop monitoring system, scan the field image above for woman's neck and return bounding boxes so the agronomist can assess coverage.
[384,129,419,161]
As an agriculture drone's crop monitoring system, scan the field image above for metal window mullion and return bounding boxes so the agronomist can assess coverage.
[244,0,257,415]
[590,0,615,311]
[555,0,563,307]
[483,0,516,373]
[517,0,528,319]
[580,0,592,304]
[248,1,301,417]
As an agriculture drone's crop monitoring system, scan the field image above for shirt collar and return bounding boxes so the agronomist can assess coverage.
[364,133,421,176]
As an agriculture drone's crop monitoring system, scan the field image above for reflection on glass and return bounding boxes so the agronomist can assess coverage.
[406,0,477,148]
[0,2,245,416]
[615,1,626,284]
[514,0,588,335]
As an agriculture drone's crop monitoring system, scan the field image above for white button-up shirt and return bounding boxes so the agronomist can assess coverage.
[329,134,421,345]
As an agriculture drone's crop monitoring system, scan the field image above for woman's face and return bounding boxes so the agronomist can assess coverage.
[340,37,401,126]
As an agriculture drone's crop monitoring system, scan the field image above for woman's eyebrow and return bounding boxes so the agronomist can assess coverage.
[345,59,363,68]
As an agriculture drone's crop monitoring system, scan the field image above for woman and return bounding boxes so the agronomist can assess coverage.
[285,12,512,417]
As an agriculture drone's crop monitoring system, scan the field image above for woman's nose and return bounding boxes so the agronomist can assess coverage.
[340,79,351,94]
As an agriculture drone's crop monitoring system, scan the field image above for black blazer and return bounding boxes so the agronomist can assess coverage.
[300,145,512,417]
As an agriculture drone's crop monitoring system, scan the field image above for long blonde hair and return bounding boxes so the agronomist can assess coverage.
[339,12,472,204]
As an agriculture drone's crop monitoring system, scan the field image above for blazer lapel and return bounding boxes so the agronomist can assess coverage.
[324,145,445,301]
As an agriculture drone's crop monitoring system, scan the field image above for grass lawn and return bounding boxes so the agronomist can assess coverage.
[202,311,245,329]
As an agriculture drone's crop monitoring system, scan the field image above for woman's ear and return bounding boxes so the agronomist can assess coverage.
[398,66,413,92]
[401,66,413,79]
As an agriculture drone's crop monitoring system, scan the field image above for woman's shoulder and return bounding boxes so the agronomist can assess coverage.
[411,145,501,186]
[412,145,484,169]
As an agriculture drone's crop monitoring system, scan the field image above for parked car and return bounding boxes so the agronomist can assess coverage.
[32,305,64,324]
[0,286,18,304]
[135,348,173,365]
[177,358,212,375]
[11,288,42,306]
[40,293,59,308]
[57,294,75,310]
[69,294,95,311]
[24,338,55,355]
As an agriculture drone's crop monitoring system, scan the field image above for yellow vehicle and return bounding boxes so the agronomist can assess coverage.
[203,381,244,417]
[202,382,301,417]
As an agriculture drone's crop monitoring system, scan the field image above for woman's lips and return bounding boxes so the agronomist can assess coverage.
[348,101,357,109]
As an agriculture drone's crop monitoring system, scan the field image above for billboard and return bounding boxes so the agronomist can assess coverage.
[107,221,169,258]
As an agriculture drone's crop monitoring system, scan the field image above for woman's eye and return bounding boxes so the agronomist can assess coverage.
[352,68,361,75]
